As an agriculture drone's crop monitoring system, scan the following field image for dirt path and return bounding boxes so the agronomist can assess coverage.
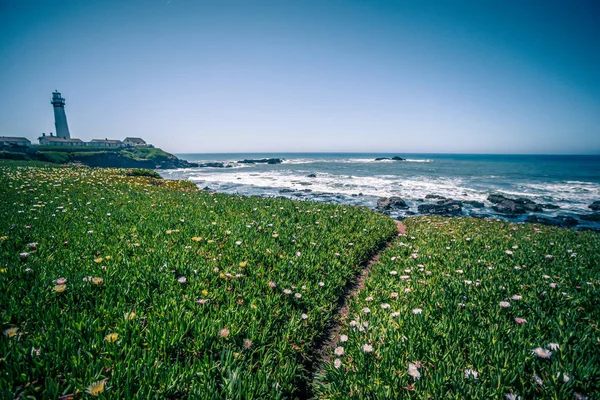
[314,220,406,364]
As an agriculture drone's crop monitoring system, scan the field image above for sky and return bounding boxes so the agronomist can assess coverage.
[0,0,599,154]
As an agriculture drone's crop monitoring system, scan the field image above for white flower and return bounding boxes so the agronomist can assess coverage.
[511,294,522,301]
[334,358,342,369]
[381,303,391,310]
[301,313,308,320]
[362,344,373,353]
[499,301,510,308]
[547,342,559,351]
[550,283,558,288]
[412,308,422,314]
[532,347,552,359]
[532,375,543,386]
[455,270,464,274]
[349,320,358,327]
[362,307,371,314]
[391,312,400,317]
[404,288,411,293]
[505,394,521,400]
[464,369,478,380]
[390,270,398,275]
[557,372,571,382]
[334,346,344,356]
[407,362,421,380]
[505,250,513,255]
[283,289,292,295]
[318,282,325,287]
[545,254,553,259]
[235,241,242,245]
[295,293,302,298]
[464,280,472,285]
[177,276,187,284]
[339,334,348,342]
[365,296,373,302]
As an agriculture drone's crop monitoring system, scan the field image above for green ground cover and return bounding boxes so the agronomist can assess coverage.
[0,163,397,398]
[314,217,600,399]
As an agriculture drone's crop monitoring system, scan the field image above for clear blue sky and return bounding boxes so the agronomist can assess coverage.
[1,0,599,154]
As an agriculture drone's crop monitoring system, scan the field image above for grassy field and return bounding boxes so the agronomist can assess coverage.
[2,162,598,399]
[314,217,600,399]
[0,163,397,398]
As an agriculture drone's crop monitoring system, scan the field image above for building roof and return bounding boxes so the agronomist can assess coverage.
[124,137,146,143]
[39,137,85,143]
[0,136,31,142]
[90,139,123,144]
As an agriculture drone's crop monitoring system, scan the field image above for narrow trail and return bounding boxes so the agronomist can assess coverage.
[312,220,406,364]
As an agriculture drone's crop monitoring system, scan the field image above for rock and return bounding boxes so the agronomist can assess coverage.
[487,194,508,204]
[377,197,409,210]
[197,162,227,168]
[238,158,283,164]
[279,188,295,193]
[418,201,462,216]
[374,156,406,161]
[525,215,561,226]
[589,201,600,211]
[541,204,560,210]
[487,194,542,214]
[579,213,600,222]
[436,199,463,207]
[464,200,485,208]
[306,173,317,178]
[555,215,579,227]
[425,194,446,199]
[202,186,211,191]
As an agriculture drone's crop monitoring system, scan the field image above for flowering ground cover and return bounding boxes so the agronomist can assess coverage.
[314,216,600,399]
[0,163,397,398]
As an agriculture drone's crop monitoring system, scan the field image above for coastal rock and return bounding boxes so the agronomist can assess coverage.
[377,197,408,210]
[418,200,462,216]
[463,200,485,208]
[589,201,600,211]
[374,156,406,161]
[541,204,560,210]
[425,194,446,200]
[279,188,295,193]
[579,213,600,222]
[306,173,317,178]
[556,215,579,227]
[197,162,229,168]
[525,215,561,226]
[238,158,283,164]
[487,194,542,214]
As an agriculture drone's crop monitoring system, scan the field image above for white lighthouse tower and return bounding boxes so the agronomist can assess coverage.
[51,90,71,139]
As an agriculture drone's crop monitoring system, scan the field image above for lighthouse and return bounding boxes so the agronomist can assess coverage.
[51,90,71,139]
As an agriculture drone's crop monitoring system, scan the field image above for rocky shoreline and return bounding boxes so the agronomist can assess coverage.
[374,193,600,229]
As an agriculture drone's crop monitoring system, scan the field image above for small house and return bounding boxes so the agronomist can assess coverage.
[0,137,31,147]
[123,137,147,147]
[38,136,85,146]
[89,139,123,148]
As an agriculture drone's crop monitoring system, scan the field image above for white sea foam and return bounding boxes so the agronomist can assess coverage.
[186,169,486,201]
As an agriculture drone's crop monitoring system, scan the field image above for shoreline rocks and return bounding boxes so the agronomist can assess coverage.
[589,201,600,211]
[418,200,462,216]
[374,156,406,161]
[488,194,543,214]
[377,197,408,211]
[238,158,283,164]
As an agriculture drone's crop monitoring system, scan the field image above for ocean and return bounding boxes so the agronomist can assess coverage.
[161,153,600,229]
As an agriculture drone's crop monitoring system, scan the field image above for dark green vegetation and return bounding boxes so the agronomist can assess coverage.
[315,216,600,399]
[0,146,195,169]
[0,163,397,398]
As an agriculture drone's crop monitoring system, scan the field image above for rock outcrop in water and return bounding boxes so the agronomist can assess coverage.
[374,156,406,161]
[377,197,408,210]
[589,201,600,211]
[487,194,543,214]
[238,158,283,164]
[418,200,463,216]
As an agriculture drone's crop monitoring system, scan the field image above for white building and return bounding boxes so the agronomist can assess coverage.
[0,137,31,147]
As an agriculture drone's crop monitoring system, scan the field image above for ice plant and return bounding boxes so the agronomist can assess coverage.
[362,344,373,353]
[407,363,421,380]
[86,380,106,397]
[531,347,552,359]
[499,301,510,308]
[334,346,344,356]
[3,327,18,338]
[104,333,119,343]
